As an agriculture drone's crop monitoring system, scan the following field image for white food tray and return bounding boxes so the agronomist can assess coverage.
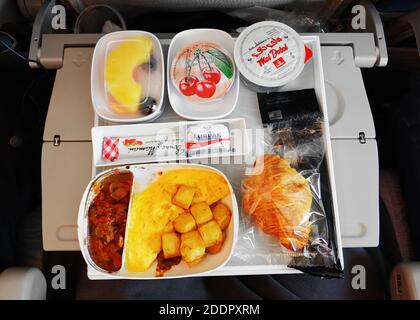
[88,35,343,279]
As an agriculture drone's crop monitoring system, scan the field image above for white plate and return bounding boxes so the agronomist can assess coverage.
[167,29,239,120]
[91,31,165,123]
[78,163,239,279]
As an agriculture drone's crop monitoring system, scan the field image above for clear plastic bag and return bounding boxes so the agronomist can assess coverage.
[235,112,343,278]
[228,6,328,33]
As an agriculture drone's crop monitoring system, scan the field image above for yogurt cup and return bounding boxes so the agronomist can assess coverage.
[166,29,240,120]
[234,21,305,92]
[170,41,235,103]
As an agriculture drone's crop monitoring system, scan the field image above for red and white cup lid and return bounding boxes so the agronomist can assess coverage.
[234,21,306,88]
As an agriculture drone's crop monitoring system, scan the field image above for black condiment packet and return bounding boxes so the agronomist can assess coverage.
[257,88,320,126]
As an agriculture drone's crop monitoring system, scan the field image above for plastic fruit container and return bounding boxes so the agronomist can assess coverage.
[91,31,164,123]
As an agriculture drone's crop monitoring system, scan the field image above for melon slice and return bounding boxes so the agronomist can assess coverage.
[105,36,153,113]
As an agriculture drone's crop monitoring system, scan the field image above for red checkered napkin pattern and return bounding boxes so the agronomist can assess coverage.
[102,137,120,161]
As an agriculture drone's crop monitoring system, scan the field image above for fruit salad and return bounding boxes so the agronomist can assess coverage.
[104,35,162,116]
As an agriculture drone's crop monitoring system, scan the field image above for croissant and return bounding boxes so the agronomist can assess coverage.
[242,154,312,251]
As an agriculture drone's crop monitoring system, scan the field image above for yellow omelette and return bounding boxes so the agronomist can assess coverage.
[124,168,230,272]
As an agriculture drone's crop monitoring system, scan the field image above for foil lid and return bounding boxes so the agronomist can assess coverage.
[234,21,305,88]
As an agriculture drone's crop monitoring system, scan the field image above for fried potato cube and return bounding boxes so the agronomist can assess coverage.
[162,232,181,259]
[172,185,196,209]
[163,183,179,196]
[198,220,223,248]
[211,203,232,230]
[206,232,226,254]
[163,221,174,233]
[173,213,196,233]
[149,232,162,253]
[180,230,205,265]
[186,255,205,267]
[190,202,213,225]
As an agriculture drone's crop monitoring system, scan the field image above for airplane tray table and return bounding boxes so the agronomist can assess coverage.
[87,36,343,279]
